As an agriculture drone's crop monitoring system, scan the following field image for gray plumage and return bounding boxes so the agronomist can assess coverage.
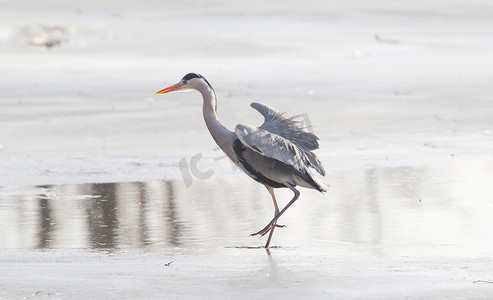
[156,73,327,248]
[249,102,326,176]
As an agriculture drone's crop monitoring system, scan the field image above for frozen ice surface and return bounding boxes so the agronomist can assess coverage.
[1,250,493,300]
[1,0,492,187]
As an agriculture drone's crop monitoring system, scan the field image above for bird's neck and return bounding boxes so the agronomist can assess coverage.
[199,87,234,149]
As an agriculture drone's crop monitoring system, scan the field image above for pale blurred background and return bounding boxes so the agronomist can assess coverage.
[2,1,493,299]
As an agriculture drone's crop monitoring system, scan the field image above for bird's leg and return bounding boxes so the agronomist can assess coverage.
[251,184,300,238]
[269,186,286,227]
[264,187,284,248]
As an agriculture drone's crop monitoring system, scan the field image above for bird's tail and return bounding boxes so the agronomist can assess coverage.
[307,169,329,192]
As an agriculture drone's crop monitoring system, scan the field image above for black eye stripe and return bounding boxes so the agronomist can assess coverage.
[182,73,201,81]
[180,73,214,92]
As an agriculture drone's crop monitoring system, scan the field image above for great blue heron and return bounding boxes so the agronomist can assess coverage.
[156,73,327,248]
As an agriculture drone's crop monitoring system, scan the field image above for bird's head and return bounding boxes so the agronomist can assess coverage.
[155,73,211,94]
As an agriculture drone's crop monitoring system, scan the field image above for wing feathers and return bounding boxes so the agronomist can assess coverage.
[234,102,326,192]
[235,124,309,173]
[251,102,320,151]
[244,102,325,176]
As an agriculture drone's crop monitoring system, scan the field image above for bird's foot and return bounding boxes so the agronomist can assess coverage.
[250,223,285,237]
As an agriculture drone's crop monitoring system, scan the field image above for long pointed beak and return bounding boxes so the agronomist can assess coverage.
[155,83,181,94]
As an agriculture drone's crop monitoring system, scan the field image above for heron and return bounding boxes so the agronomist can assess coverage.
[156,73,327,248]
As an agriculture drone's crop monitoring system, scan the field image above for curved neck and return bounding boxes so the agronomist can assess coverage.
[198,85,234,149]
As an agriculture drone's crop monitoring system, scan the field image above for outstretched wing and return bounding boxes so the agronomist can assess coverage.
[250,102,319,152]
[235,124,310,174]
[245,102,325,176]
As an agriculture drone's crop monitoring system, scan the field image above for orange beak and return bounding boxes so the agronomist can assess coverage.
[155,83,181,94]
